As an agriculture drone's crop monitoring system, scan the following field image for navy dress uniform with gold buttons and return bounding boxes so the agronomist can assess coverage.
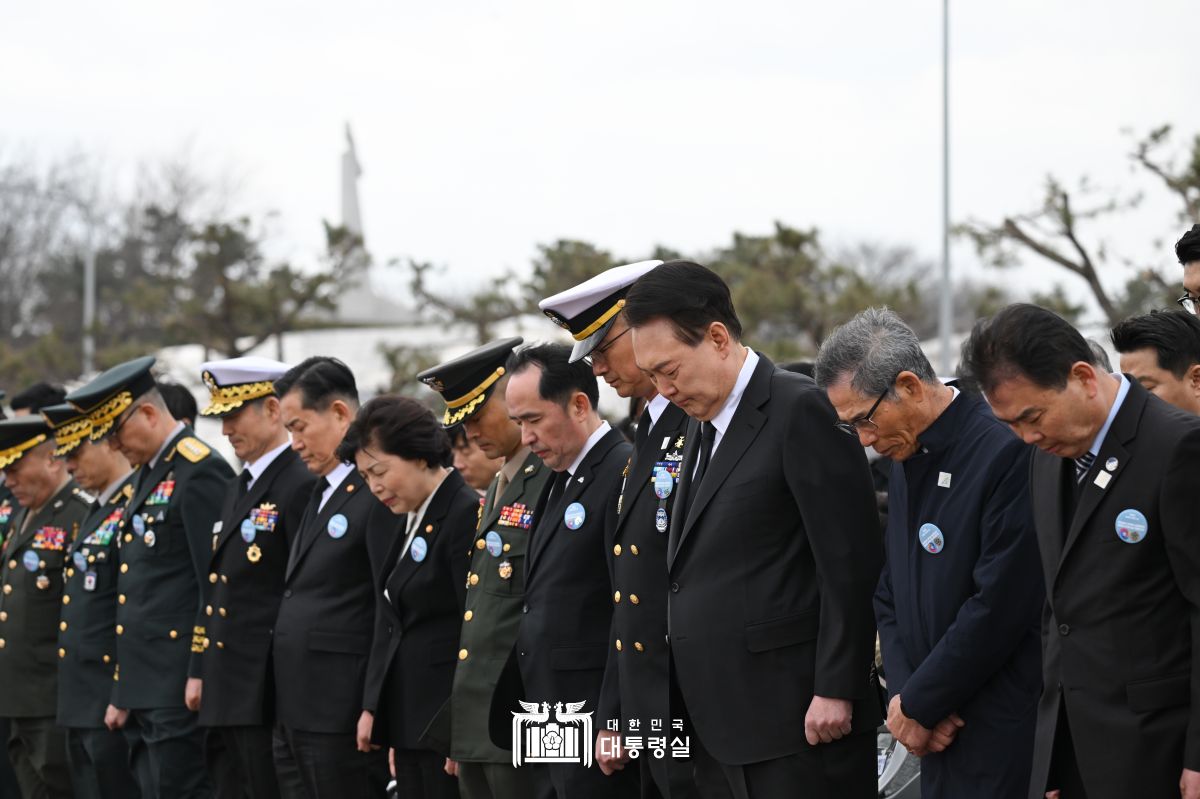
[0,417,92,799]
[67,356,234,799]
[416,339,552,799]
[45,404,140,799]
[598,402,690,796]
[194,358,316,799]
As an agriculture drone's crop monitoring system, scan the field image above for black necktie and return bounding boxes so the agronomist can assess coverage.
[545,470,570,513]
[236,469,252,502]
[692,422,717,490]
[305,478,328,523]
[634,407,652,450]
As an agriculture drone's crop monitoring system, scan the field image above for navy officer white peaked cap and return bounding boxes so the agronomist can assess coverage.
[198,356,293,417]
[538,260,663,363]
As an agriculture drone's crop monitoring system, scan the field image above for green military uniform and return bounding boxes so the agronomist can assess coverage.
[43,401,141,799]
[416,338,551,799]
[0,417,92,799]
[66,356,233,799]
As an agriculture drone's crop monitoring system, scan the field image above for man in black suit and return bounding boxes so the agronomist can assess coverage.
[66,355,234,799]
[193,357,317,799]
[502,343,638,798]
[817,308,1043,798]
[269,357,392,798]
[961,303,1200,799]
[48,404,140,798]
[0,416,91,799]
[623,261,883,798]
[539,261,697,798]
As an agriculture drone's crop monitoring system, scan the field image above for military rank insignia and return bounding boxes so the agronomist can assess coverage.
[0,500,11,525]
[498,503,533,530]
[32,526,67,551]
[146,478,175,506]
[84,509,124,546]
[248,504,279,533]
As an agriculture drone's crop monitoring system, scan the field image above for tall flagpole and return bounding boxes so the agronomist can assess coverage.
[938,0,952,374]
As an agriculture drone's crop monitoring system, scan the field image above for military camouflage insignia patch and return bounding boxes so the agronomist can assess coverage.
[32,526,67,551]
[498,503,533,529]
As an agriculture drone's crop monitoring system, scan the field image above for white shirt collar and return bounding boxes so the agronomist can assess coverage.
[149,422,187,469]
[646,394,671,427]
[566,421,611,477]
[1088,373,1130,457]
[318,461,356,512]
[709,348,759,446]
[245,440,291,488]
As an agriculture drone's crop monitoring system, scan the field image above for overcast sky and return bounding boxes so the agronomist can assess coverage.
[5,1,1198,322]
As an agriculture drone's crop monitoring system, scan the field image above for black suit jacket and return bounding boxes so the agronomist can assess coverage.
[113,428,233,709]
[367,469,476,751]
[58,475,135,728]
[513,427,632,715]
[598,402,688,732]
[272,469,399,734]
[0,480,92,718]
[198,446,315,727]
[1026,379,1200,799]
[666,356,882,765]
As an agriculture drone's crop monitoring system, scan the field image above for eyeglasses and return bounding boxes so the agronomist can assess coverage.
[590,326,631,361]
[1177,292,1199,315]
[834,382,893,437]
[109,404,139,440]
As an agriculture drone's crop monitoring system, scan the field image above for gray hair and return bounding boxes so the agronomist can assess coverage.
[814,307,937,397]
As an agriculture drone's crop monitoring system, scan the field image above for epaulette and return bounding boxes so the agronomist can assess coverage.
[175,437,211,463]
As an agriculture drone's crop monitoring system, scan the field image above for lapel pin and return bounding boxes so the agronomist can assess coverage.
[1094,471,1112,489]
[1105,457,1118,471]
[937,472,952,488]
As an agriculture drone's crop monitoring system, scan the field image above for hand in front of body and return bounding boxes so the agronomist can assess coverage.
[184,677,202,711]
[805,696,853,745]
[104,705,129,731]
[443,758,458,777]
[356,710,379,752]
[596,729,631,775]
[887,695,963,756]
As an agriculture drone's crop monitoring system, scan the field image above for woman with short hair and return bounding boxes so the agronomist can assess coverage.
[340,395,476,799]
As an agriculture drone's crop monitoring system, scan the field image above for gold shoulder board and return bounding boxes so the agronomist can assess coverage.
[176,437,211,463]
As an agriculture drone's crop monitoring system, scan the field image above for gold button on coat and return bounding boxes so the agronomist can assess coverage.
[613,545,621,556]
[613,591,621,603]
[464,610,473,621]
[115,625,124,635]
[615,639,622,651]
[458,649,469,660]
